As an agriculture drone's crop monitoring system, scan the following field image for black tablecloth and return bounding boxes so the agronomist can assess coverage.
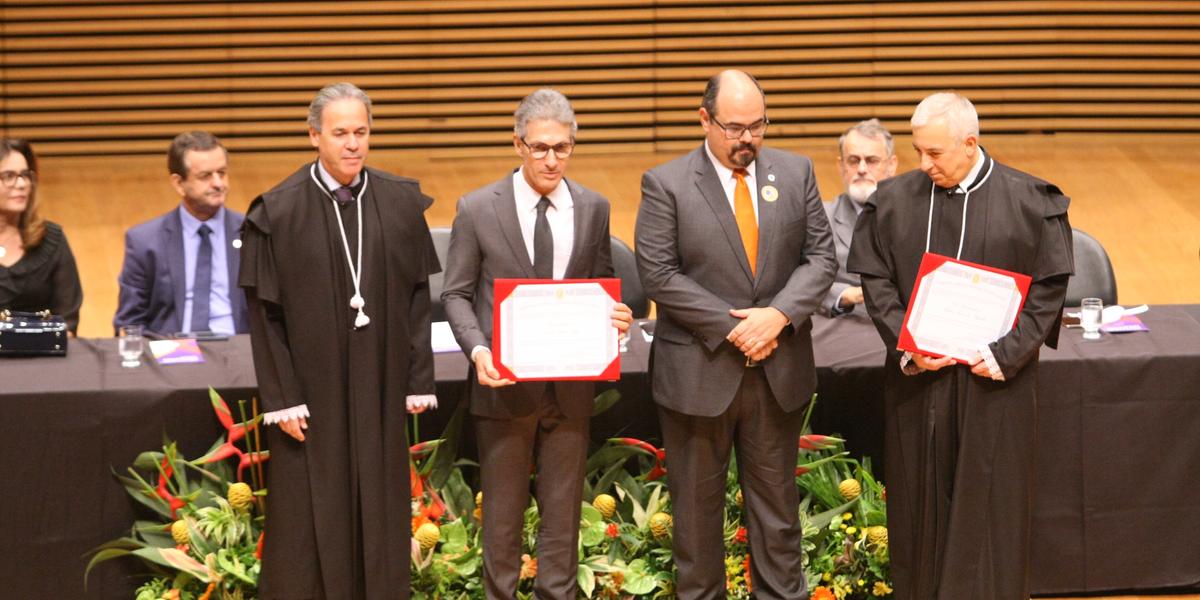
[3,308,1198,597]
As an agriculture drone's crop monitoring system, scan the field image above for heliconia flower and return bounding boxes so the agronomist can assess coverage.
[236,451,269,482]
[255,531,264,560]
[611,437,668,480]
[795,466,810,476]
[798,434,843,451]
[155,457,186,519]
[409,440,442,458]
[208,389,257,443]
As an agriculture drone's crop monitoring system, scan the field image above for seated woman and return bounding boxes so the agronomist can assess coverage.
[0,139,83,334]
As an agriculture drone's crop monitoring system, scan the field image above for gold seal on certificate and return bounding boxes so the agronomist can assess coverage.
[491,278,621,381]
[899,253,1032,363]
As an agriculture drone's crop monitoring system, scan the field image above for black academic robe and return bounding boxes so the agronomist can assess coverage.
[239,164,439,600]
[847,154,1073,600]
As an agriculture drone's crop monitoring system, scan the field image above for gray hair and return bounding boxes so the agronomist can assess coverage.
[911,92,979,141]
[701,70,766,119]
[838,118,894,157]
[514,88,578,139]
[307,82,373,131]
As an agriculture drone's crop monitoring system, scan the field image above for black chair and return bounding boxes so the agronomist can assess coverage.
[428,227,452,321]
[1065,228,1117,307]
[611,236,650,318]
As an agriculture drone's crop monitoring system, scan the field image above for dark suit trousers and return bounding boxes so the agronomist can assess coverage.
[475,386,589,600]
[659,368,809,600]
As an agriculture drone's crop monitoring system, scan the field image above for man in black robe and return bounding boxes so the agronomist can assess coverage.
[239,82,439,599]
[848,92,1073,600]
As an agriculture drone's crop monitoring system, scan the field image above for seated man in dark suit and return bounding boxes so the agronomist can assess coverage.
[822,118,898,317]
[114,131,248,335]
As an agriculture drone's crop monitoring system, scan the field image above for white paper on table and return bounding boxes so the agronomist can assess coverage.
[497,282,617,379]
[906,261,1024,362]
[430,321,460,354]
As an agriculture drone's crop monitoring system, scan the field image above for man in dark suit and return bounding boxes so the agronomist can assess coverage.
[635,70,837,599]
[441,88,632,599]
[114,131,248,335]
[822,118,898,317]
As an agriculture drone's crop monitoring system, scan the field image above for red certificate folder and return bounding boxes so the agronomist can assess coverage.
[491,278,621,382]
[897,253,1032,364]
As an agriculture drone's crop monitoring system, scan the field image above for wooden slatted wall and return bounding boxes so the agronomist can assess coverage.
[2,1,1199,157]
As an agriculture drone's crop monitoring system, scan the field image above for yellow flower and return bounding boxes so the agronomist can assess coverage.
[227,482,254,511]
[873,581,894,596]
[649,512,672,539]
[838,479,862,501]
[822,572,832,582]
[867,526,889,548]
[415,522,440,550]
[592,494,617,519]
[846,526,857,535]
[857,578,866,586]
[170,520,190,545]
[842,512,853,520]
[475,491,483,508]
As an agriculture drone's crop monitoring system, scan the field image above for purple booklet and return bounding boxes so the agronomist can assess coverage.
[1101,316,1149,333]
[148,338,205,364]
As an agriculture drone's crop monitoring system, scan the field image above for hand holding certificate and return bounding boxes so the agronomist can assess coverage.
[898,253,1031,364]
[491,278,622,381]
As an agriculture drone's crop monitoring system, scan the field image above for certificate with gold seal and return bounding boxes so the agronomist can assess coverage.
[491,278,621,381]
[898,253,1032,363]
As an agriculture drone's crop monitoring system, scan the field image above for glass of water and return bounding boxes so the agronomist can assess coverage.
[119,325,144,367]
[1080,297,1103,341]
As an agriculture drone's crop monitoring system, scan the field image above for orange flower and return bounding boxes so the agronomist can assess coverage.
[734,526,748,544]
[812,586,836,600]
[743,554,752,593]
[606,523,620,538]
[519,554,538,580]
[197,582,218,600]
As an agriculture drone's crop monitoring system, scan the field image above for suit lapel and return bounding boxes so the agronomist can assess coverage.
[223,210,248,332]
[692,149,754,284]
[491,178,537,278]
[562,179,587,278]
[832,194,856,251]
[753,154,778,286]
[164,209,187,332]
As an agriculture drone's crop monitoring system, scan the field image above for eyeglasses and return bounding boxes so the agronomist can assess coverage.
[710,116,769,139]
[841,155,887,168]
[0,170,36,187]
[521,138,574,160]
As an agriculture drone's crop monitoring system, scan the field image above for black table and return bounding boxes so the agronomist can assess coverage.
[3,308,1199,597]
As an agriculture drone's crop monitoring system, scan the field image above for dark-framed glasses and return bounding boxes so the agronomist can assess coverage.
[0,170,36,187]
[710,116,769,139]
[521,138,575,159]
[841,155,887,168]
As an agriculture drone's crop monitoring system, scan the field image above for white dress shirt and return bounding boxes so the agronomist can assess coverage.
[512,168,574,280]
[704,141,760,224]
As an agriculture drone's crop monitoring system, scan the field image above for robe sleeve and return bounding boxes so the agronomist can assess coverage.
[406,195,438,397]
[987,187,1073,377]
[847,198,907,363]
[50,228,83,335]
[239,197,306,414]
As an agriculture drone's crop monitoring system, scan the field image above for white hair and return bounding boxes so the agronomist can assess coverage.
[514,88,578,139]
[307,82,372,131]
[911,92,979,141]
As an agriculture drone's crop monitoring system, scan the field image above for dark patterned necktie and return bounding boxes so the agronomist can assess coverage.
[334,186,355,204]
[190,224,213,333]
[534,196,554,279]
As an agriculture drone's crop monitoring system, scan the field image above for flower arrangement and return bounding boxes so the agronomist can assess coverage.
[92,389,893,599]
[86,389,268,600]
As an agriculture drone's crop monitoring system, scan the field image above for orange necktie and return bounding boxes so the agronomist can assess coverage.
[733,169,758,275]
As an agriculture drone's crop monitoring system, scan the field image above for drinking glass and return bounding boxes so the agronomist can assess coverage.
[119,325,144,367]
[1080,297,1103,341]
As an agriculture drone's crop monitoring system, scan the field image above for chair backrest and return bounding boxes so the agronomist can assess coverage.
[428,227,452,321]
[1065,228,1118,306]
[611,236,650,318]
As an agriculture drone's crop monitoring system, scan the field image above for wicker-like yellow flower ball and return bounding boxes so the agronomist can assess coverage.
[838,478,862,501]
[649,512,673,539]
[170,520,190,545]
[228,482,254,511]
[415,522,441,550]
[592,493,617,519]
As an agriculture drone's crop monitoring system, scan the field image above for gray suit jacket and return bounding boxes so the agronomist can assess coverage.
[114,206,249,336]
[441,174,614,419]
[821,193,863,317]
[635,145,837,417]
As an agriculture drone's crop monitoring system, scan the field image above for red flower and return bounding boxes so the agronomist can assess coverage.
[611,437,668,481]
[798,434,843,451]
[155,457,186,519]
[744,554,752,593]
[812,586,836,600]
[795,466,810,477]
[734,526,748,544]
[255,531,265,560]
[606,523,619,538]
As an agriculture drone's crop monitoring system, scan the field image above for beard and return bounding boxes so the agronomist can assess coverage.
[728,143,758,168]
[846,180,877,205]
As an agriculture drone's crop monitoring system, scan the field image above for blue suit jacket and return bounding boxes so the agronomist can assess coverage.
[114,206,249,335]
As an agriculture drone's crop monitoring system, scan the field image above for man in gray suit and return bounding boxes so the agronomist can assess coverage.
[441,88,632,599]
[822,118,898,317]
[114,131,248,335]
[635,70,837,599]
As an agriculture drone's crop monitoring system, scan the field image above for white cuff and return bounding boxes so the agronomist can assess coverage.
[264,404,310,425]
[977,345,1006,381]
[469,345,489,361]
[406,394,438,412]
[899,351,925,376]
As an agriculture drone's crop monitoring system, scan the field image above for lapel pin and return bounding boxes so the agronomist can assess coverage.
[761,185,779,202]
[232,239,243,249]
[767,173,776,182]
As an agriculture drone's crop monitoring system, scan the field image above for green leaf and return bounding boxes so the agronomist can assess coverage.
[621,558,658,595]
[577,563,596,598]
[441,518,469,554]
[590,389,621,416]
[131,547,210,582]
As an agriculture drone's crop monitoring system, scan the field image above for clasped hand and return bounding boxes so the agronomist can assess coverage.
[726,306,788,362]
